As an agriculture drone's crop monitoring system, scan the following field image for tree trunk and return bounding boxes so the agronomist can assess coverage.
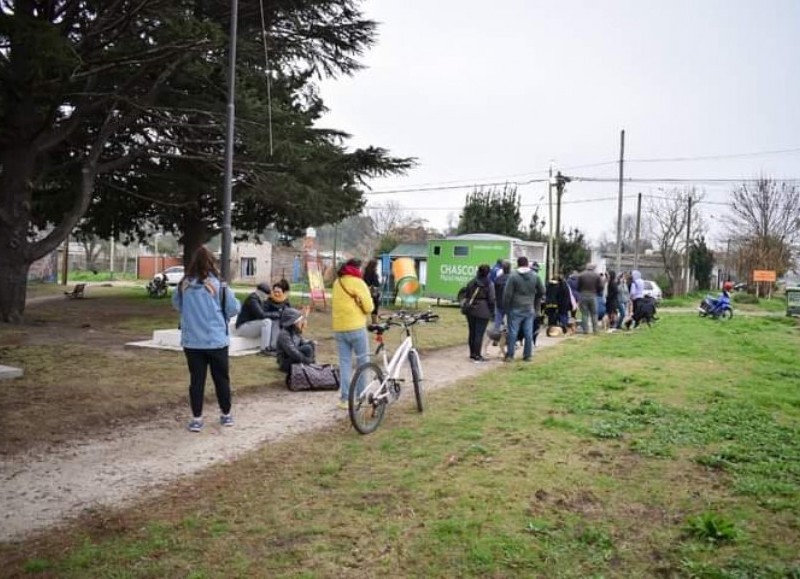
[0,146,37,323]
[0,248,31,324]
[0,149,97,323]
[180,211,212,270]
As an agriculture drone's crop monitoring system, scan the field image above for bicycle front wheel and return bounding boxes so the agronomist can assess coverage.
[348,362,387,435]
[408,349,423,413]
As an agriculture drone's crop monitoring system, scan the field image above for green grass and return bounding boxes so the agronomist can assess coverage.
[2,311,800,577]
[0,292,465,454]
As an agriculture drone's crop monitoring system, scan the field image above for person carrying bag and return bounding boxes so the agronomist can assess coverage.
[463,264,495,362]
[331,258,374,409]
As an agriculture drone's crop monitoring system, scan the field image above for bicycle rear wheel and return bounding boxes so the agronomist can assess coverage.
[348,362,387,434]
[408,349,423,413]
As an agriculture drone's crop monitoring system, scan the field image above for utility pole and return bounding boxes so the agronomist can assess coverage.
[332,222,339,270]
[633,192,642,270]
[61,235,69,285]
[221,0,239,282]
[553,171,571,277]
[547,162,554,279]
[109,226,115,281]
[615,129,625,274]
[725,238,731,283]
[685,196,693,295]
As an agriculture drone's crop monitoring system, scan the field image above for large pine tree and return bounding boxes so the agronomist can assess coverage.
[457,185,523,238]
[0,0,412,322]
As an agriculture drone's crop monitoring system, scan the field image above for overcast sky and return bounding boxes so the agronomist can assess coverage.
[318,0,800,247]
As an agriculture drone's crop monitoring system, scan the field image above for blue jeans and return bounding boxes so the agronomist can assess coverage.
[334,328,369,402]
[493,307,505,331]
[507,309,534,360]
[616,301,626,329]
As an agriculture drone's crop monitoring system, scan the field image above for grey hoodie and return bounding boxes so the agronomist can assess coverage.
[503,267,545,313]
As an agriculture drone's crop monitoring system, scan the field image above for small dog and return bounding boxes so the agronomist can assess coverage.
[484,317,545,358]
[484,326,508,359]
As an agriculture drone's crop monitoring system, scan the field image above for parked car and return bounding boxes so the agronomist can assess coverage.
[642,280,663,302]
[161,265,185,286]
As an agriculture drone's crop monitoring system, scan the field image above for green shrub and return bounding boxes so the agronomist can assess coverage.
[684,512,739,544]
[733,292,759,304]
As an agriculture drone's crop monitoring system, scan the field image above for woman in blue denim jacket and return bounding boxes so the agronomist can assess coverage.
[172,246,241,432]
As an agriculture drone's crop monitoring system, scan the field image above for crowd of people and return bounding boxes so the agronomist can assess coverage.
[462,260,657,363]
[171,246,659,431]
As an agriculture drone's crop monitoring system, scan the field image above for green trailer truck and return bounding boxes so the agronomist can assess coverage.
[425,234,548,301]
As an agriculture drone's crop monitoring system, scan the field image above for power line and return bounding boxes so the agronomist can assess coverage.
[366,193,736,213]
[365,178,548,196]
[577,176,800,184]
[364,146,800,194]
[365,160,621,195]
[627,146,800,164]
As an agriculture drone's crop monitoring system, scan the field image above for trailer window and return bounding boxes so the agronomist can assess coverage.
[453,245,469,257]
[433,245,441,256]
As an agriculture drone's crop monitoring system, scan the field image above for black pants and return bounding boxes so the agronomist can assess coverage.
[184,347,231,418]
[467,316,489,358]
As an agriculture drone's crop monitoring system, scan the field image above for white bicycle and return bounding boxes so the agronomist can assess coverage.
[348,310,439,434]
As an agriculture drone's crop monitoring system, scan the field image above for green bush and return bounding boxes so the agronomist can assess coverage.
[684,512,739,544]
[733,292,759,305]
[655,274,672,298]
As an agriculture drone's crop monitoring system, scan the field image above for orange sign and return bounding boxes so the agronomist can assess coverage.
[752,270,776,282]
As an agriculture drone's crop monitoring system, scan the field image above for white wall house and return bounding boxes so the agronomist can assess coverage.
[230,240,273,285]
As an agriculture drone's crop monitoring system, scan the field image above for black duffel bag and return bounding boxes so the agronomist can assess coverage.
[288,363,341,392]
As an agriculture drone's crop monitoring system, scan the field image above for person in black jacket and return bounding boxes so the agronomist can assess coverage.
[363,259,382,324]
[463,264,496,363]
[234,282,281,355]
[276,308,315,379]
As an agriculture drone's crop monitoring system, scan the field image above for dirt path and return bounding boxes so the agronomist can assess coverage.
[0,337,563,542]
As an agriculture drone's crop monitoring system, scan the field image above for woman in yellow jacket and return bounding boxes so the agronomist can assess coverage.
[332,258,374,409]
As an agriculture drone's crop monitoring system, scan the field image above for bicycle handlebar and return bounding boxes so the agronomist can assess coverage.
[367,310,439,334]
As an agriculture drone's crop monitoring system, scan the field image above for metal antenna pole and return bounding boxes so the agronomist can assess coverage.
[615,129,625,274]
[221,0,239,282]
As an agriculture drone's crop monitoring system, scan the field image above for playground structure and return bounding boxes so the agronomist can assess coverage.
[392,257,422,307]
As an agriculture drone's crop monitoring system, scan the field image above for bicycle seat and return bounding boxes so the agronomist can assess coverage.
[368,323,389,333]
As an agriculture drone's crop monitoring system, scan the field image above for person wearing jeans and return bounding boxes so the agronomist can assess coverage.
[334,328,369,402]
[331,258,374,409]
[492,260,511,332]
[503,257,544,361]
[577,263,602,334]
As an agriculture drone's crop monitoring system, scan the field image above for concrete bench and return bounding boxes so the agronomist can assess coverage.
[0,365,23,380]
[128,319,261,356]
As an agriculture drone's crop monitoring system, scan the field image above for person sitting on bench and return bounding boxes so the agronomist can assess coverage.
[64,283,86,299]
[276,308,315,378]
[234,283,281,355]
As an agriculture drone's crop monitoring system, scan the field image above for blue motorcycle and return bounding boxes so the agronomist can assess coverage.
[698,292,733,320]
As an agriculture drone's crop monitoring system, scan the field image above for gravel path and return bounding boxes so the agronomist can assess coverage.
[0,336,563,542]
